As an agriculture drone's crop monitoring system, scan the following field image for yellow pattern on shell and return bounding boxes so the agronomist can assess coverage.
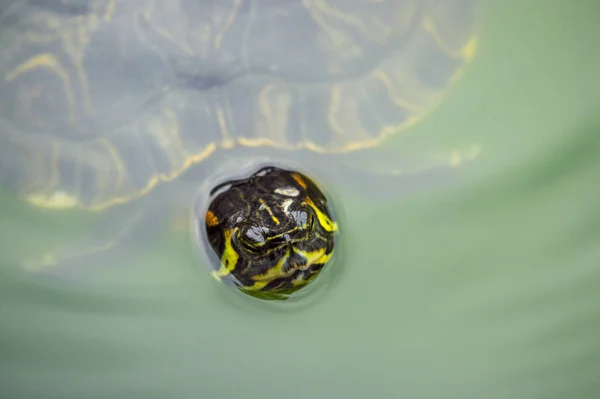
[2,0,479,214]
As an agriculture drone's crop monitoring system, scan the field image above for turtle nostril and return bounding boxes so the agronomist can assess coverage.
[294,253,308,268]
[281,250,308,275]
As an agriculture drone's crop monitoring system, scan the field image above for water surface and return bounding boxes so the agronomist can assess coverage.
[2,1,600,398]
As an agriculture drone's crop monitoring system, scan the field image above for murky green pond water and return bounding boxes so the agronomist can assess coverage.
[2,1,600,398]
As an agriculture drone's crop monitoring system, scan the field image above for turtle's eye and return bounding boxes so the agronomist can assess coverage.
[238,226,266,253]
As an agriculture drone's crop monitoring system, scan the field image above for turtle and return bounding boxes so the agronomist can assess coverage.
[0,0,480,300]
[202,165,339,300]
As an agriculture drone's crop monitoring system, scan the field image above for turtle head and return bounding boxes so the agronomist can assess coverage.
[200,166,337,299]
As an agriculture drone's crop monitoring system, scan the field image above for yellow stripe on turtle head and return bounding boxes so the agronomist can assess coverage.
[305,197,337,233]
[247,254,291,291]
[245,246,332,291]
[212,228,239,279]
[259,198,280,225]
[291,173,308,190]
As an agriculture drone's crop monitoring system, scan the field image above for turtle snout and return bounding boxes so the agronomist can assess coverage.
[282,250,308,274]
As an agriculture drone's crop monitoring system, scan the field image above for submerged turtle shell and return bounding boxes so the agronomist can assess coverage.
[0,0,477,211]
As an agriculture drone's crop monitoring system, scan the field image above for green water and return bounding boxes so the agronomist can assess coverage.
[2,1,600,398]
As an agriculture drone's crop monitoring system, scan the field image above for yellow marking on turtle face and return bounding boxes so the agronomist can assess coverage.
[291,173,308,189]
[205,210,219,227]
[297,247,331,269]
[259,198,280,225]
[305,197,337,233]
[291,273,308,287]
[252,254,290,284]
[213,228,239,278]
[246,279,269,291]
[275,187,300,197]
[246,246,332,291]
[292,249,332,287]
[290,268,319,287]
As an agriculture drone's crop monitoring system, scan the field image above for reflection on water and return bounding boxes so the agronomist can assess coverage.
[2,0,600,398]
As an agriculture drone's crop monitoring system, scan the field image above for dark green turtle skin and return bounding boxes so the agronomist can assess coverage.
[0,1,480,299]
[201,166,337,300]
